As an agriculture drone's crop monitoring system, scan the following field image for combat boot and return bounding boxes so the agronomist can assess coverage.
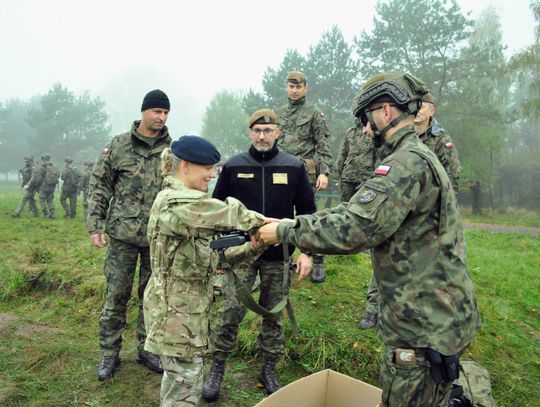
[358,311,378,330]
[202,353,227,402]
[310,259,325,283]
[260,353,282,395]
[137,350,163,373]
[97,354,120,381]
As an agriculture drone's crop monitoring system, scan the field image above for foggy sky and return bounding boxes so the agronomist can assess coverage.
[0,0,535,135]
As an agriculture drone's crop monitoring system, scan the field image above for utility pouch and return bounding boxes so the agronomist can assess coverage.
[303,158,318,184]
[448,384,473,407]
[427,349,460,384]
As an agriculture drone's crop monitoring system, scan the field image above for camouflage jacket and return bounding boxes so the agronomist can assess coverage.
[418,118,462,192]
[143,175,266,358]
[336,127,375,184]
[19,165,33,187]
[27,164,44,192]
[277,125,481,355]
[86,121,171,246]
[61,164,81,192]
[79,167,92,195]
[276,97,333,182]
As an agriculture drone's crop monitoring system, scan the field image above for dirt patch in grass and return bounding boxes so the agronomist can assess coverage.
[0,312,64,337]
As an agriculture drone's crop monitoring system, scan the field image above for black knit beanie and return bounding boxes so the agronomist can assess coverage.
[141,89,170,112]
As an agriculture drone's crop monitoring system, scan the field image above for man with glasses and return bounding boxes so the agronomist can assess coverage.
[203,109,316,401]
[276,71,333,283]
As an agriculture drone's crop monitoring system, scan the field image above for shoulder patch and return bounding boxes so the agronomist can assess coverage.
[364,180,387,193]
[374,165,391,176]
[445,142,454,149]
[356,189,377,204]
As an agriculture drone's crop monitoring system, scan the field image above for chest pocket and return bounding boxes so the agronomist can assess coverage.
[295,116,313,139]
[348,183,388,221]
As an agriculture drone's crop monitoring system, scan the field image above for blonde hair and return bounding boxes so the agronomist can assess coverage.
[161,148,182,176]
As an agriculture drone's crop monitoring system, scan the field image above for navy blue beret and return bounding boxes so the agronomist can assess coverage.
[171,135,221,165]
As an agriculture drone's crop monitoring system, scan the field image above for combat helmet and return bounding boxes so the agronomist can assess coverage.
[24,155,34,161]
[84,160,94,167]
[65,156,74,163]
[42,154,51,161]
[353,71,429,142]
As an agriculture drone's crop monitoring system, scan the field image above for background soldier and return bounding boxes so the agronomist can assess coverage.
[78,160,94,219]
[276,70,333,283]
[60,156,81,218]
[12,155,40,218]
[39,154,60,219]
[258,72,481,406]
[359,91,464,330]
[87,89,171,381]
[335,124,375,202]
[203,109,315,401]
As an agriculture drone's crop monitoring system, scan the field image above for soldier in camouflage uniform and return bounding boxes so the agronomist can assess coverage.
[203,109,315,401]
[144,135,267,407]
[38,155,60,219]
[60,156,81,218]
[258,72,481,407]
[78,160,94,220]
[359,92,464,330]
[87,89,171,381]
[12,156,40,217]
[276,71,333,283]
[336,124,375,202]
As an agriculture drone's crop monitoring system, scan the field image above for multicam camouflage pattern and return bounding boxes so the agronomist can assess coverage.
[13,162,40,217]
[143,175,265,359]
[336,126,375,201]
[60,162,81,217]
[160,356,203,407]
[419,118,462,192]
[100,237,151,355]
[39,162,60,219]
[380,346,452,406]
[211,260,289,356]
[277,125,481,355]
[19,162,33,186]
[79,164,93,218]
[456,360,497,407]
[276,97,333,182]
[86,121,171,246]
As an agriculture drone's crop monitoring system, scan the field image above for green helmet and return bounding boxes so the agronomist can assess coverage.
[65,156,73,163]
[353,71,429,120]
[41,154,51,161]
[24,155,34,161]
[84,160,94,167]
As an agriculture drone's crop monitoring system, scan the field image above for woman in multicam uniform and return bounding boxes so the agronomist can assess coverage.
[143,135,267,407]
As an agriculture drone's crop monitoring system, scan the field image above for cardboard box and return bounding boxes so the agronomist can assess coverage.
[254,369,382,407]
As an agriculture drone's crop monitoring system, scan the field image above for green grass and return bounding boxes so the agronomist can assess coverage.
[461,206,540,228]
[0,182,539,406]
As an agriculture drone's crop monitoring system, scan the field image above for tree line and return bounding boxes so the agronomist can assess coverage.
[200,0,540,212]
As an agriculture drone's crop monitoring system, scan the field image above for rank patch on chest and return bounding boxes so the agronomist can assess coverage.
[356,189,377,204]
[374,165,391,176]
[237,173,254,179]
[445,142,454,148]
[273,173,288,184]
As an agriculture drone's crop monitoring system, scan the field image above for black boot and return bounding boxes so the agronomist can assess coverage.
[136,350,163,373]
[260,353,282,395]
[97,354,120,381]
[358,311,378,330]
[202,353,227,402]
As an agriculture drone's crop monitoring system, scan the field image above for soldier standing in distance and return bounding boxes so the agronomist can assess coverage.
[144,135,268,407]
[276,71,333,283]
[38,155,60,219]
[203,109,315,401]
[258,72,481,406]
[60,156,81,218]
[78,160,94,220]
[87,89,171,381]
[359,91,463,330]
[12,155,40,218]
[335,124,375,202]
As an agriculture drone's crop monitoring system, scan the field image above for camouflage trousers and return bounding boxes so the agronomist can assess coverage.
[365,272,379,315]
[60,188,78,218]
[39,188,56,218]
[211,260,289,356]
[455,360,497,407]
[13,190,38,217]
[380,346,452,407]
[160,356,203,407]
[99,237,151,356]
[82,189,89,220]
[340,181,360,202]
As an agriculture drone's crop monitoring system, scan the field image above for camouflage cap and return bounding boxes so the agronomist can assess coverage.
[248,108,278,128]
[65,156,73,163]
[422,92,435,104]
[286,71,306,84]
[353,71,429,117]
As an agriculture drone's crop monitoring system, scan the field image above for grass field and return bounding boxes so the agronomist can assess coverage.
[0,182,539,407]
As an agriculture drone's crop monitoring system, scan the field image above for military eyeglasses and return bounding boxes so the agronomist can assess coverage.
[359,104,395,127]
[250,127,277,136]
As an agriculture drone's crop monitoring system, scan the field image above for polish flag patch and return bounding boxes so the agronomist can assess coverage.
[374,165,391,176]
[445,142,454,148]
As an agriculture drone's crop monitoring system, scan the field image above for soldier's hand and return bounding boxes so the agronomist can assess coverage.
[23,184,29,190]
[263,217,280,224]
[296,253,312,280]
[256,222,279,245]
[316,174,328,190]
[90,233,107,248]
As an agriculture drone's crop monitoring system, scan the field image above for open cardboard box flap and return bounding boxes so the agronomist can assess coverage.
[254,369,382,407]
